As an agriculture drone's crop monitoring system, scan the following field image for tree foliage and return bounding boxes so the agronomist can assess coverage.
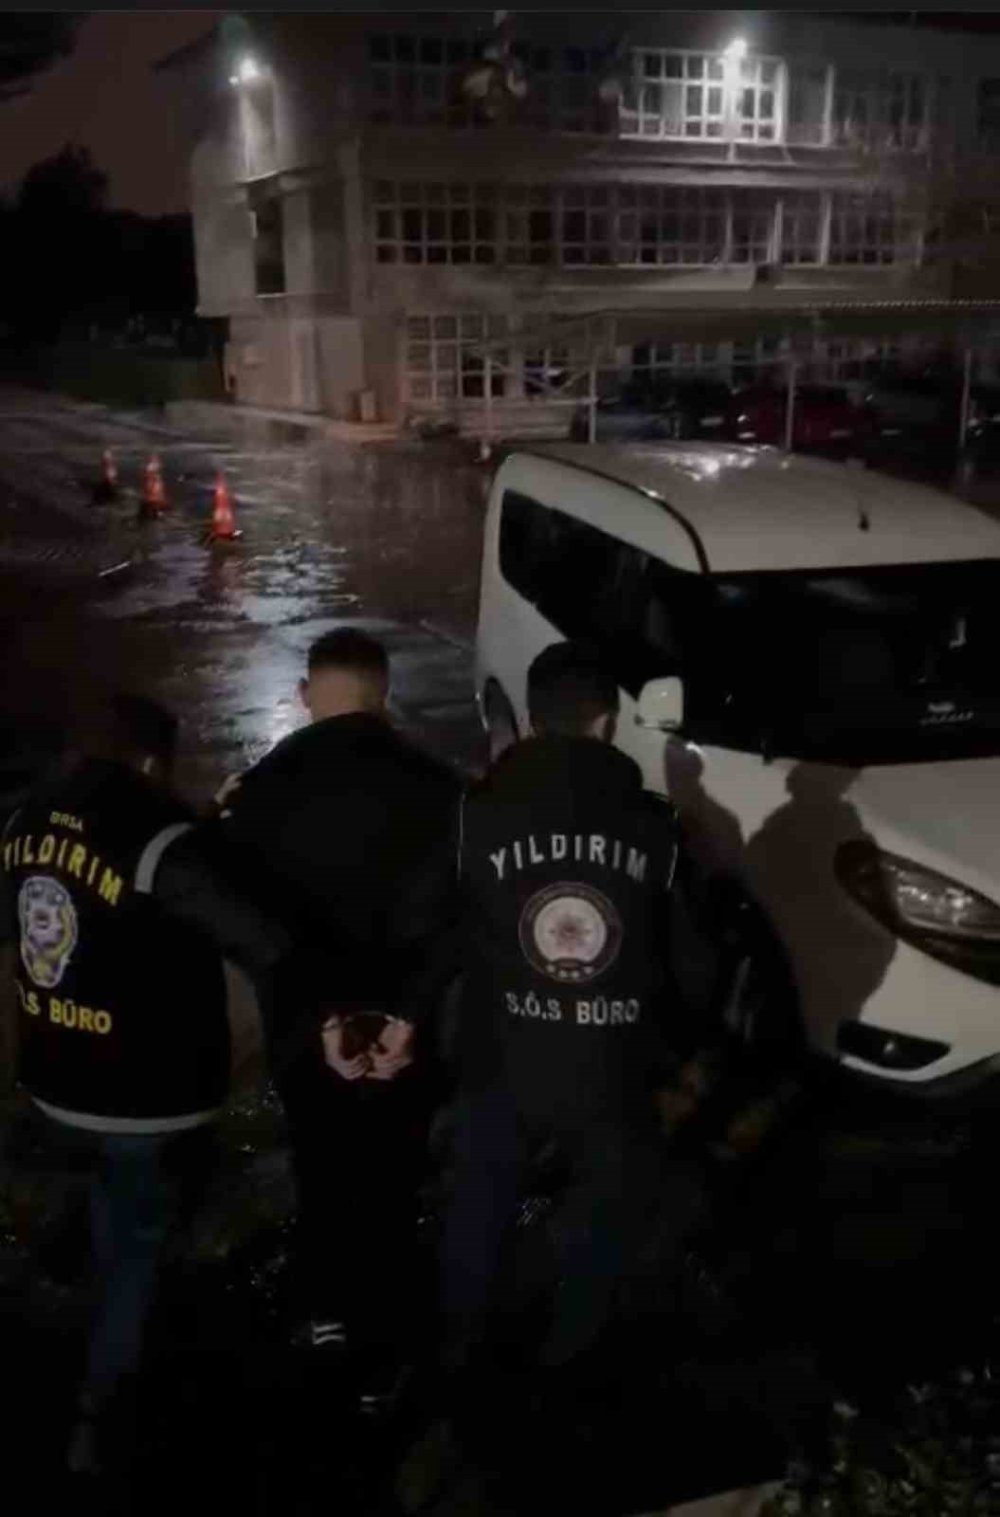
[2,143,196,342]
[0,15,83,102]
[17,142,108,219]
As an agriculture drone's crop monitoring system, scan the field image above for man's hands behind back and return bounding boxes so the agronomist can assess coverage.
[321,1013,415,1083]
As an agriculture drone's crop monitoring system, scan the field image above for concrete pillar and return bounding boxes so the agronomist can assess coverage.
[959,345,974,451]
[784,357,798,452]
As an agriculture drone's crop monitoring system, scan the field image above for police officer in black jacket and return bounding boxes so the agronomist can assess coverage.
[414,641,712,1383]
[0,694,290,1475]
[215,628,460,1404]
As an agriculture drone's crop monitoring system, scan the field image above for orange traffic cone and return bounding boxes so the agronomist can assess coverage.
[139,455,168,520]
[93,448,118,504]
[203,472,241,544]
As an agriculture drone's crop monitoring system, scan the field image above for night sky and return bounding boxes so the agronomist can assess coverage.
[0,13,219,215]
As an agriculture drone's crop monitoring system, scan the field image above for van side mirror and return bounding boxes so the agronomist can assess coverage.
[635,677,684,733]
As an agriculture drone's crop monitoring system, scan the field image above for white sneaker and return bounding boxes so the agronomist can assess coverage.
[309,1319,347,1350]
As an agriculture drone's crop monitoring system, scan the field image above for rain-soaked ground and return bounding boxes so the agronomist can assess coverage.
[1,388,999,1516]
[0,387,487,801]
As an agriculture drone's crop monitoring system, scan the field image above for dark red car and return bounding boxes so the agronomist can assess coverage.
[728,383,876,458]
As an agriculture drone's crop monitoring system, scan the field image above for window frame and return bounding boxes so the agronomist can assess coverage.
[497,488,698,698]
[377,179,917,275]
[832,67,930,152]
[778,190,825,266]
[367,32,475,127]
[403,312,508,405]
[621,47,785,144]
[249,187,286,297]
[828,190,917,267]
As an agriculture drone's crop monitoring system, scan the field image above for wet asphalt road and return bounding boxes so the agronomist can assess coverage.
[2,389,999,1514]
[0,386,487,802]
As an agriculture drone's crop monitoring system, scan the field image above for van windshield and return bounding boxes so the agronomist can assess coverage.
[685,559,1000,765]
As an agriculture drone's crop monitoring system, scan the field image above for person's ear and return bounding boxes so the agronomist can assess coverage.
[141,756,155,777]
[599,712,617,743]
[298,677,311,713]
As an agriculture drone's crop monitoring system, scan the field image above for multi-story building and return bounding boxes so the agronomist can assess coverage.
[159,12,1000,429]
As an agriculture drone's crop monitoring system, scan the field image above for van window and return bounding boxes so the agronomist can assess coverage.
[498,489,693,694]
[499,493,1000,764]
[708,559,1000,764]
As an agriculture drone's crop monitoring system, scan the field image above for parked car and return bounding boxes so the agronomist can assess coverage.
[955,417,1000,507]
[477,441,1000,1099]
[862,374,1000,482]
[728,383,875,458]
[569,378,733,444]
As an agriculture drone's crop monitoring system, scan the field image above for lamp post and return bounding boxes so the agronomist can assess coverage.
[229,56,261,86]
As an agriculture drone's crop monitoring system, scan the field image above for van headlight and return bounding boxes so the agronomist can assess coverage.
[836,841,1000,984]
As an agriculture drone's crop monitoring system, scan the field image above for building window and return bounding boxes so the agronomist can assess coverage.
[374,181,497,264]
[250,188,285,295]
[731,337,783,379]
[632,338,784,386]
[633,342,726,376]
[621,49,782,142]
[736,56,781,143]
[377,182,897,271]
[368,33,474,126]
[524,343,573,394]
[560,184,613,265]
[787,62,829,147]
[511,44,605,133]
[828,192,916,266]
[624,51,727,139]
[833,69,928,151]
[618,187,777,267]
[730,190,776,262]
[367,33,610,134]
[977,78,1000,150]
[802,339,907,382]
[779,192,824,264]
[502,185,557,265]
[404,314,508,404]
[620,186,728,265]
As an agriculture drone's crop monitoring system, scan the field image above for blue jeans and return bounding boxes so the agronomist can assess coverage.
[441,1086,707,1371]
[40,1117,191,1409]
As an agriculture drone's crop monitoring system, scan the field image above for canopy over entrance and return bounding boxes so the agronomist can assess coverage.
[472,298,1000,356]
[468,298,1000,449]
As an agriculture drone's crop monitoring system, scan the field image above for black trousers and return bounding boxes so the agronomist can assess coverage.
[441,1084,709,1373]
[276,1058,436,1360]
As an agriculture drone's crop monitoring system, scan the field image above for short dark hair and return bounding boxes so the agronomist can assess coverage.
[527,641,620,736]
[307,628,389,684]
[104,694,178,768]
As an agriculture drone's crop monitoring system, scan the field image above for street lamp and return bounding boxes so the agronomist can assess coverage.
[229,55,261,87]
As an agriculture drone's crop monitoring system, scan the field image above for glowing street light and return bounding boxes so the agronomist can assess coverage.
[724,36,748,62]
[229,55,262,86]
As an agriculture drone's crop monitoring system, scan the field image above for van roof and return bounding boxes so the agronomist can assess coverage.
[523,442,1000,574]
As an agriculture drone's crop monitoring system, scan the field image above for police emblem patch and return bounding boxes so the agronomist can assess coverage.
[18,875,78,990]
[518,881,623,984]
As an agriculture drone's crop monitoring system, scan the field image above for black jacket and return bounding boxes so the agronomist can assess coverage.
[0,758,289,1123]
[216,713,461,1067]
[406,736,702,1121]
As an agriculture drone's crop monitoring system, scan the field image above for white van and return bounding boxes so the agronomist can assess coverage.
[475,442,1000,1097]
